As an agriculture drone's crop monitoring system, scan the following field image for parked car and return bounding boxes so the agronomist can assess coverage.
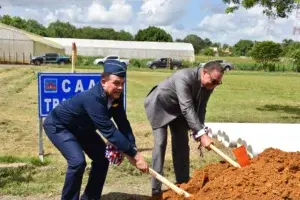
[199,60,234,71]
[147,58,182,70]
[93,55,130,66]
[31,53,70,65]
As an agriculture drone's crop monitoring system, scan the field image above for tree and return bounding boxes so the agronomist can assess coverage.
[182,34,204,54]
[203,48,215,56]
[291,49,300,72]
[222,43,230,49]
[47,20,77,38]
[117,30,134,41]
[233,40,254,56]
[282,39,294,48]
[25,19,48,36]
[203,38,212,48]
[0,15,13,25]
[175,38,184,42]
[135,26,173,42]
[223,0,296,18]
[251,41,283,70]
[211,42,221,48]
[285,42,300,57]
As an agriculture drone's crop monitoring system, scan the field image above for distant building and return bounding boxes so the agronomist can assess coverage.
[45,38,195,62]
[0,23,64,64]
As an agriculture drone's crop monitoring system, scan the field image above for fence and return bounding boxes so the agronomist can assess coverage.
[0,51,32,64]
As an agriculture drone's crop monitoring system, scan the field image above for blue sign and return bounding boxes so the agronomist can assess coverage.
[38,72,126,118]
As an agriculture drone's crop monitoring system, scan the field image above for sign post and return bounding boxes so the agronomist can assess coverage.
[71,42,77,73]
[37,72,126,161]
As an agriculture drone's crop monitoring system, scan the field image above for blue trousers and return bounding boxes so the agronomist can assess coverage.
[43,114,109,200]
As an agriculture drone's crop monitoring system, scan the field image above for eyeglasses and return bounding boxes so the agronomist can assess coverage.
[208,73,222,85]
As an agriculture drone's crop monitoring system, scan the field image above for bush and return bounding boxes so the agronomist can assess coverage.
[234,63,261,71]
[76,55,99,66]
[267,63,276,72]
[128,58,142,68]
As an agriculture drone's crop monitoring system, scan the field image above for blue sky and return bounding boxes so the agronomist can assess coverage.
[1,0,299,45]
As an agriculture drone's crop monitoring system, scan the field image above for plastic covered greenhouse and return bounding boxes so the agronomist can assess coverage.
[45,37,195,61]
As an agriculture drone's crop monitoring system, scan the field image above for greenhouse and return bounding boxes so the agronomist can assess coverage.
[0,23,64,64]
[45,37,195,61]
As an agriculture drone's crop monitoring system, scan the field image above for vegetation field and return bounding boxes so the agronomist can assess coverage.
[0,65,299,199]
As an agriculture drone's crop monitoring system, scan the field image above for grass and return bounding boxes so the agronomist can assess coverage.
[0,65,299,198]
[195,55,255,64]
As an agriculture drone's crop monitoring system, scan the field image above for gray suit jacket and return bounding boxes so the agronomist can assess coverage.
[144,67,213,131]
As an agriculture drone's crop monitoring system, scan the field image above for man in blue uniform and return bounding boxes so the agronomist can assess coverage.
[43,60,149,200]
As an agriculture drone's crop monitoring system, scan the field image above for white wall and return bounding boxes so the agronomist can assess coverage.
[206,123,300,158]
[0,28,34,63]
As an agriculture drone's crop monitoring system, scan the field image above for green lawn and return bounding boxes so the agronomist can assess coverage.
[0,65,299,198]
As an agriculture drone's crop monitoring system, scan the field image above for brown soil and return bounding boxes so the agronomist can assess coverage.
[150,148,300,200]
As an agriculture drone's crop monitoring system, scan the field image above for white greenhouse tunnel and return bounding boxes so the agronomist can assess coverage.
[206,123,300,158]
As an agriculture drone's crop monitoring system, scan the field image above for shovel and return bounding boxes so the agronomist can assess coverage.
[209,144,250,168]
[122,153,192,198]
[149,168,192,198]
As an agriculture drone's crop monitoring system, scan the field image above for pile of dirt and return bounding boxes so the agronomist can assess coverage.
[150,148,300,200]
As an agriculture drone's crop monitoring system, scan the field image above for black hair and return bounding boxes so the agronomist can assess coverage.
[203,61,225,74]
[102,72,112,79]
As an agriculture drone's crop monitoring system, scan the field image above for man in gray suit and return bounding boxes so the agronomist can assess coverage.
[144,61,224,196]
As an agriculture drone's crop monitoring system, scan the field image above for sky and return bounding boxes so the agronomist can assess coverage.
[1,0,300,45]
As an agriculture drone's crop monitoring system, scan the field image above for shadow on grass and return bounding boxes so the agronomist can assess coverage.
[256,104,300,116]
[101,192,150,200]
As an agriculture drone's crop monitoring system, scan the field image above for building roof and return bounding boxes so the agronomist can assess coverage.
[44,37,194,51]
[0,22,64,49]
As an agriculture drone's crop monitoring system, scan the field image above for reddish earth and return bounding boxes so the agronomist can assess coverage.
[150,148,300,200]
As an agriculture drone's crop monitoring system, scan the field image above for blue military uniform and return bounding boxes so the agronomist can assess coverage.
[43,60,137,200]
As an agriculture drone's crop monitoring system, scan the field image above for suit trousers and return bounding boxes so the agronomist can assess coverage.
[151,116,190,193]
[43,113,109,200]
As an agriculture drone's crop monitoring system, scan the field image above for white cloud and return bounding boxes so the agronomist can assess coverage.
[138,0,190,26]
[3,0,133,26]
[196,6,299,45]
[87,0,133,24]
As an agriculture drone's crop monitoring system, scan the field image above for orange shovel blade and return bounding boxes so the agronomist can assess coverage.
[232,145,250,167]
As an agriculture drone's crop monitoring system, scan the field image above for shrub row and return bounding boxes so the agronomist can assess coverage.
[75,56,299,72]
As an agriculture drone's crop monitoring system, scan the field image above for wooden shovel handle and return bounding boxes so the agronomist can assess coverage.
[149,168,191,198]
[209,144,241,168]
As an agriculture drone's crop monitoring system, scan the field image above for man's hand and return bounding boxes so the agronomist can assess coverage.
[126,152,149,173]
[200,134,213,149]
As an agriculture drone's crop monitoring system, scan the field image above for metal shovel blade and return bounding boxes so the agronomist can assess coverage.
[232,145,250,167]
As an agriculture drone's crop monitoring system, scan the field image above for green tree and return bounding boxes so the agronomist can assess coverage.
[222,43,230,49]
[10,16,27,29]
[223,0,296,18]
[0,15,13,25]
[47,20,77,38]
[25,19,47,36]
[203,48,215,56]
[117,30,134,41]
[211,42,221,48]
[0,15,27,29]
[291,49,300,72]
[135,26,173,42]
[282,39,294,48]
[233,40,254,56]
[286,42,300,57]
[182,34,204,54]
[203,38,212,48]
[175,38,184,42]
[251,41,283,71]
